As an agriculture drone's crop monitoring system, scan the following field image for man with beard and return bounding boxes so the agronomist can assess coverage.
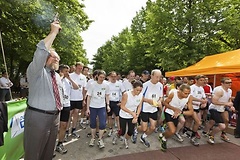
[24,21,63,160]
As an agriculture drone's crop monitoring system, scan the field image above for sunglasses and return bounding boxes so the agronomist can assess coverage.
[224,82,232,84]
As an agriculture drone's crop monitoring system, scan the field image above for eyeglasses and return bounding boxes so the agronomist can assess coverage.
[49,55,60,61]
[224,82,232,84]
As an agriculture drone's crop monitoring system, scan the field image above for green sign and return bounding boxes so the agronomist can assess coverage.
[0,99,27,160]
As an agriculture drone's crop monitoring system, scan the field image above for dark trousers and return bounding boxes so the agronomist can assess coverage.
[20,88,28,98]
[235,112,240,135]
[0,89,10,101]
[24,108,59,160]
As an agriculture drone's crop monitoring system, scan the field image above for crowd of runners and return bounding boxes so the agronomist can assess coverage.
[55,63,237,155]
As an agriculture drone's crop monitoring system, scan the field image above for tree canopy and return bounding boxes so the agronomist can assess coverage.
[92,0,240,75]
[0,0,91,82]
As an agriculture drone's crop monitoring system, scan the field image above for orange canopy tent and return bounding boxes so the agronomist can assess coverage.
[165,49,240,96]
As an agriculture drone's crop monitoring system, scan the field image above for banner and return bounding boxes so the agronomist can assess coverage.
[0,99,27,160]
[10,111,25,138]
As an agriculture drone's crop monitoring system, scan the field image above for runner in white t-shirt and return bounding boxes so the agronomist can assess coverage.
[107,71,125,138]
[203,77,235,144]
[86,70,110,149]
[122,70,135,91]
[55,65,79,154]
[159,84,193,151]
[118,80,143,149]
[68,62,87,138]
[182,75,207,146]
[138,69,163,148]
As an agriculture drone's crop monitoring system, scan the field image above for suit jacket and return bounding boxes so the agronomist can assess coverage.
[234,91,240,112]
[0,102,8,146]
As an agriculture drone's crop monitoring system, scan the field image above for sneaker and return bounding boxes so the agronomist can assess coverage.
[174,133,184,142]
[96,132,99,138]
[158,133,167,152]
[89,138,95,147]
[202,131,209,137]
[55,144,68,154]
[207,135,215,144]
[159,126,165,133]
[79,123,86,129]
[108,129,113,137]
[53,152,56,158]
[195,132,201,139]
[221,133,230,142]
[72,132,80,138]
[112,136,117,145]
[182,132,191,138]
[124,139,129,149]
[87,133,91,138]
[64,133,69,142]
[190,137,199,146]
[98,139,105,149]
[140,135,150,148]
[131,129,138,144]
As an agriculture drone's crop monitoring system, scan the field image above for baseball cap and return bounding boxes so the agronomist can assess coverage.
[142,70,150,75]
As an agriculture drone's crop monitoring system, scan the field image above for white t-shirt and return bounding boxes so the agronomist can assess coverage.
[108,81,125,102]
[165,89,190,115]
[190,84,206,109]
[142,81,163,113]
[85,79,94,91]
[87,81,110,108]
[119,90,143,119]
[62,77,71,107]
[209,86,232,112]
[0,77,13,89]
[69,72,87,101]
[122,80,133,91]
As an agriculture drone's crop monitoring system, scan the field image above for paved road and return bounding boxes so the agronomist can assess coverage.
[53,125,240,160]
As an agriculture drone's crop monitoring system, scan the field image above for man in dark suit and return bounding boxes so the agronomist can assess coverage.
[233,91,240,138]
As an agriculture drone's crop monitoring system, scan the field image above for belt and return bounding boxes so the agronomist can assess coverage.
[27,105,59,115]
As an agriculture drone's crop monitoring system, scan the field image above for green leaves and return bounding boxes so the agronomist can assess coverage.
[92,0,240,75]
[0,0,91,81]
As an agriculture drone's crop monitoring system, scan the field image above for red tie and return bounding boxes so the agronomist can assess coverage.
[51,70,62,110]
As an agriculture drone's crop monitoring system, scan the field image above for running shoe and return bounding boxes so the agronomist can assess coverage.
[140,135,150,148]
[72,132,80,138]
[79,123,86,129]
[195,132,201,139]
[207,135,215,144]
[159,126,165,133]
[108,129,113,137]
[182,132,191,138]
[190,137,199,146]
[221,133,230,142]
[201,131,209,137]
[55,144,67,154]
[174,133,184,142]
[158,133,167,152]
[64,133,69,142]
[131,129,138,144]
[124,138,129,149]
[112,136,117,145]
[89,138,95,147]
[98,139,105,149]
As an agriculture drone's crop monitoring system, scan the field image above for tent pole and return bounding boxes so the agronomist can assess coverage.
[213,74,216,88]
